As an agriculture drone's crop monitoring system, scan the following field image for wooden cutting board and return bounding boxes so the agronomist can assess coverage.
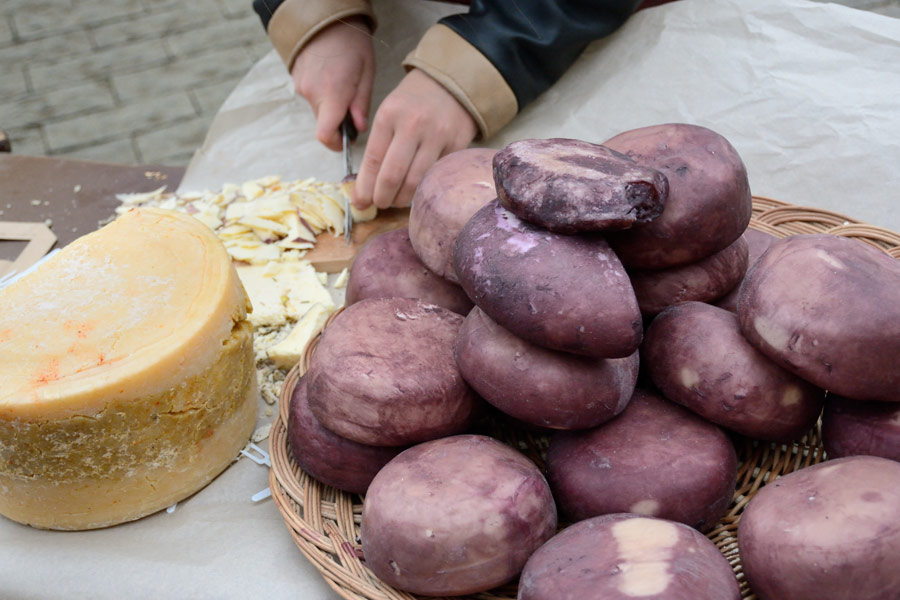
[304,206,410,273]
[0,154,411,274]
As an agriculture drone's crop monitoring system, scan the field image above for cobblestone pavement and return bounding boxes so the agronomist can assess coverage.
[1,0,898,167]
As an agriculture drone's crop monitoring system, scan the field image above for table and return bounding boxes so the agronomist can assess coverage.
[0,154,184,264]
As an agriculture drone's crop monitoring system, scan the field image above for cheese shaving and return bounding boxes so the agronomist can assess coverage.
[115,175,374,265]
[115,175,367,419]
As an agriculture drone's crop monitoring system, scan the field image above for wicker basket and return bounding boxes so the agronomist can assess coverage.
[269,196,900,600]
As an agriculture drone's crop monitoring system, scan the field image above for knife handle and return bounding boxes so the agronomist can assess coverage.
[341,113,358,144]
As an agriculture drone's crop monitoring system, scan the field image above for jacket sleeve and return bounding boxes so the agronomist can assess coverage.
[403,0,643,139]
[252,0,376,71]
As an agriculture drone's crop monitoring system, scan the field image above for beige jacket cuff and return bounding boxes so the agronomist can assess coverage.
[403,24,518,140]
[267,0,376,72]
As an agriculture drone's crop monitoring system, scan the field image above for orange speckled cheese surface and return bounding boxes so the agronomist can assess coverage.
[0,208,257,530]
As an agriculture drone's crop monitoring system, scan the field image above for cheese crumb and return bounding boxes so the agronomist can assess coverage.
[334,268,350,289]
[251,424,272,443]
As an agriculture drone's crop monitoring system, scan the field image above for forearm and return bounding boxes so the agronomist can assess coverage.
[253,0,376,70]
[405,0,643,138]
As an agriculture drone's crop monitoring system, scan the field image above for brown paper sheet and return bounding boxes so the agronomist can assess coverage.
[3,0,899,598]
[0,221,56,278]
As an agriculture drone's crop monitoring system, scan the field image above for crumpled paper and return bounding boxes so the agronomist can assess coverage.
[4,1,899,598]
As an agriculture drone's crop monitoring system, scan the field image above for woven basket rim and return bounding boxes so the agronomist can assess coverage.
[269,196,900,600]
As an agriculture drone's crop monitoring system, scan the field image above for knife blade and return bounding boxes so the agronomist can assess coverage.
[341,113,358,245]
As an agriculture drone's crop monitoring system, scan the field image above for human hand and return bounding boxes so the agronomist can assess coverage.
[291,16,374,151]
[352,68,478,210]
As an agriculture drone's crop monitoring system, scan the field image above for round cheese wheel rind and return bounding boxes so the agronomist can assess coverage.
[361,434,557,596]
[453,199,642,358]
[737,233,900,403]
[493,138,668,233]
[519,514,741,600]
[715,228,779,313]
[644,302,824,442]
[287,376,401,494]
[629,234,749,316]
[0,208,256,530]
[346,228,473,314]
[306,297,478,446]
[822,395,900,461]
[604,123,752,269]
[546,389,737,531]
[739,456,900,600]
[408,148,497,282]
[454,307,638,430]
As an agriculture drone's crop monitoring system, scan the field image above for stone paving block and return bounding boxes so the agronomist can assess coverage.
[0,16,14,46]
[247,41,274,62]
[180,0,232,17]
[215,0,256,19]
[0,0,72,15]
[0,81,116,129]
[831,0,896,8]
[135,114,213,164]
[165,14,267,57]
[111,45,252,101]
[14,0,144,39]
[140,0,217,15]
[4,126,47,157]
[0,64,29,100]
[28,37,171,92]
[873,3,900,15]
[90,7,213,49]
[44,91,196,152]
[0,30,93,69]
[191,79,240,115]
[152,149,197,167]
[61,137,138,165]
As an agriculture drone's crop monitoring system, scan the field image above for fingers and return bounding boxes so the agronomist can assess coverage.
[349,58,375,135]
[314,99,347,152]
[352,69,479,211]
[290,17,375,153]
[391,140,444,208]
[351,118,391,210]
[370,132,419,209]
[353,125,445,210]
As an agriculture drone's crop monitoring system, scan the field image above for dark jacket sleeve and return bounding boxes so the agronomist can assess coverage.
[439,0,643,110]
[252,0,283,29]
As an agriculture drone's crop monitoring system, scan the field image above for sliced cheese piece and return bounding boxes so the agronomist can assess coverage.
[351,202,378,223]
[235,265,290,327]
[0,208,257,530]
[334,267,350,289]
[266,303,332,369]
[236,261,335,327]
[284,263,335,320]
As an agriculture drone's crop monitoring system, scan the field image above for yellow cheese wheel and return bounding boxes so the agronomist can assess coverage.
[0,208,257,530]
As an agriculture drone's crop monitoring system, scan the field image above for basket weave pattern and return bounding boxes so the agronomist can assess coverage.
[269,197,900,600]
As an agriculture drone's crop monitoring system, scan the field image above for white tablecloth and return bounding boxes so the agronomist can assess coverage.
[4,0,899,598]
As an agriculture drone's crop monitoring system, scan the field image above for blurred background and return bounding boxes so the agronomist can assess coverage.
[1,0,897,167]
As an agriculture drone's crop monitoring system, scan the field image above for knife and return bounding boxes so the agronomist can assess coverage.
[341,113,358,245]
